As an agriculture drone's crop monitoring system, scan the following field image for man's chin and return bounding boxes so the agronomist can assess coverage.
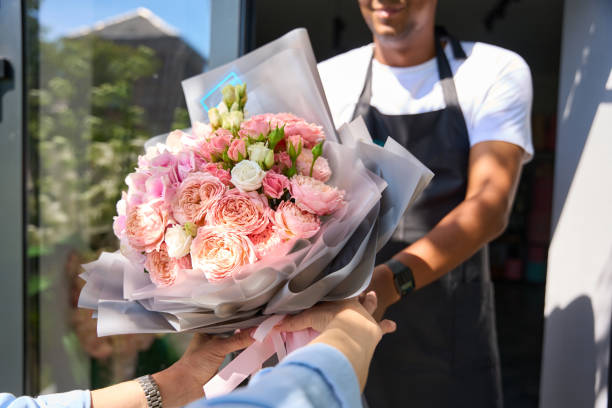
[374,26,413,44]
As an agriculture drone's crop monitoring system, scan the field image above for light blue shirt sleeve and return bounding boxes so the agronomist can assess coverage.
[0,344,361,408]
[198,343,361,408]
[0,390,91,408]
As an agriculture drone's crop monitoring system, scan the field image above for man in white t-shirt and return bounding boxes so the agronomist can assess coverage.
[318,1,532,407]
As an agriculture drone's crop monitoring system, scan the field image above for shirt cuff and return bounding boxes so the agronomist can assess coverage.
[37,390,91,408]
[276,343,361,408]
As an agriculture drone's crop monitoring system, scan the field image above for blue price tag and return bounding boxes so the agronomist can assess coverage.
[200,72,243,112]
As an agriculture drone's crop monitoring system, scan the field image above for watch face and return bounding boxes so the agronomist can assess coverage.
[387,259,414,296]
[394,269,414,296]
[399,278,414,294]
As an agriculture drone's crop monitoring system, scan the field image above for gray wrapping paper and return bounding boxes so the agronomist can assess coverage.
[78,29,433,336]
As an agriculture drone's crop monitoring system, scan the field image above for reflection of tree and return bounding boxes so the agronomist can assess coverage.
[24,1,189,392]
[29,35,159,253]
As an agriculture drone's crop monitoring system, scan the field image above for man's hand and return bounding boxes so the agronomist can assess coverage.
[365,264,401,321]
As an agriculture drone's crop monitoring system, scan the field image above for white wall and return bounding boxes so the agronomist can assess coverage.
[541,0,612,407]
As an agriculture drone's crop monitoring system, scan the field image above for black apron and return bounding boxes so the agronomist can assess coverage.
[358,29,503,408]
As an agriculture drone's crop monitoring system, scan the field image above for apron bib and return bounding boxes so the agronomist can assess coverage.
[357,28,503,408]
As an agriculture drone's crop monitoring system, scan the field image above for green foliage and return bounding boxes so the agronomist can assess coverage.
[171,107,190,130]
[27,35,160,256]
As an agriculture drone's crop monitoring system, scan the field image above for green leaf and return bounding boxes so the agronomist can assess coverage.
[222,150,231,163]
[183,222,197,237]
[312,140,324,159]
[310,141,325,177]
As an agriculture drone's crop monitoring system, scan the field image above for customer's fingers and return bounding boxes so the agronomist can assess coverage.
[216,329,255,354]
[379,319,397,335]
[275,311,317,333]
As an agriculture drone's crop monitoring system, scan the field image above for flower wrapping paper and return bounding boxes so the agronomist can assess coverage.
[78,29,433,336]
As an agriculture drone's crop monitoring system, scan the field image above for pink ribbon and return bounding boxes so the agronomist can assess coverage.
[203,314,319,399]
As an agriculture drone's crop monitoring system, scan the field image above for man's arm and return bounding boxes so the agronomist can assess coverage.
[369,140,525,318]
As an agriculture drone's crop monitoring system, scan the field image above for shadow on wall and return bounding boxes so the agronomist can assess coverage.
[541,295,596,407]
[541,244,612,407]
[552,0,612,233]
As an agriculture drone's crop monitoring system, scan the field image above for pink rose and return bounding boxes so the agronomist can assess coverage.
[113,215,126,239]
[145,242,191,287]
[284,120,325,149]
[262,170,289,199]
[272,201,321,239]
[125,172,148,206]
[207,190,270,235]
[257,112,299,129]
[227,138,247,161]
[150,151,178,172]
[190,226,257,282]
[178,130,202,151]
[125,198,168,252]
[286,135,303,153]
[249,224,283,258]
[137,145,162,169]
[289,175,345,216]
[176,150,197,182]
[172,172,226,225]
[113,192,128,239]
[239,115,271,138]
[251,113,325,149]
[196,141,215,162]
[202,162,231,185]
[209,129,233,155]
[273,152,292,171]
[296,149,332,182]
[145,170,176,202]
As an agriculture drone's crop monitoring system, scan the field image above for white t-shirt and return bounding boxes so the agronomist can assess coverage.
[318,42,534,160]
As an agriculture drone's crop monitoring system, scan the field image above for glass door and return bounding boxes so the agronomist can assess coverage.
[2,0,245,396]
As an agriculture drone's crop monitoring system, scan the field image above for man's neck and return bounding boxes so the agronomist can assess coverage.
[372,28,436,67]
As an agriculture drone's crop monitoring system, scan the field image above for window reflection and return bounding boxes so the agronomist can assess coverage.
[25,1,208,394]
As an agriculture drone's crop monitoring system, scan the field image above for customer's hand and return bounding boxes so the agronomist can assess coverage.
[91,330,254,408]
[276,292,396,391]
[153,331,255,406]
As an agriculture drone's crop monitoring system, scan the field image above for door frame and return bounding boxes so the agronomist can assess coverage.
[0,0,25,395]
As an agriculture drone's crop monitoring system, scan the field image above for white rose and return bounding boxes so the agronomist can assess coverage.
[247,142,272,165]
[231,160,265,191]
[165,225,193,258]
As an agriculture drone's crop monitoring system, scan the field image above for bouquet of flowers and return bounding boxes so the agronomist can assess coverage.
[114,83,345,288]
[79,28,433,395]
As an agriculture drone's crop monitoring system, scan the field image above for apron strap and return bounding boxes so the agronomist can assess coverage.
[351,54,374,121]
[434,28,465,111]
[351,27,467,121]
[435,26,467,60]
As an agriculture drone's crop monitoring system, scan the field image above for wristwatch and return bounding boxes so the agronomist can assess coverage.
[137,375,163,408]
[385,258,415,297]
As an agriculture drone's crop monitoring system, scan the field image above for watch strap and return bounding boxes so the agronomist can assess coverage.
[385,258,415,297]
[137,375,163,408]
